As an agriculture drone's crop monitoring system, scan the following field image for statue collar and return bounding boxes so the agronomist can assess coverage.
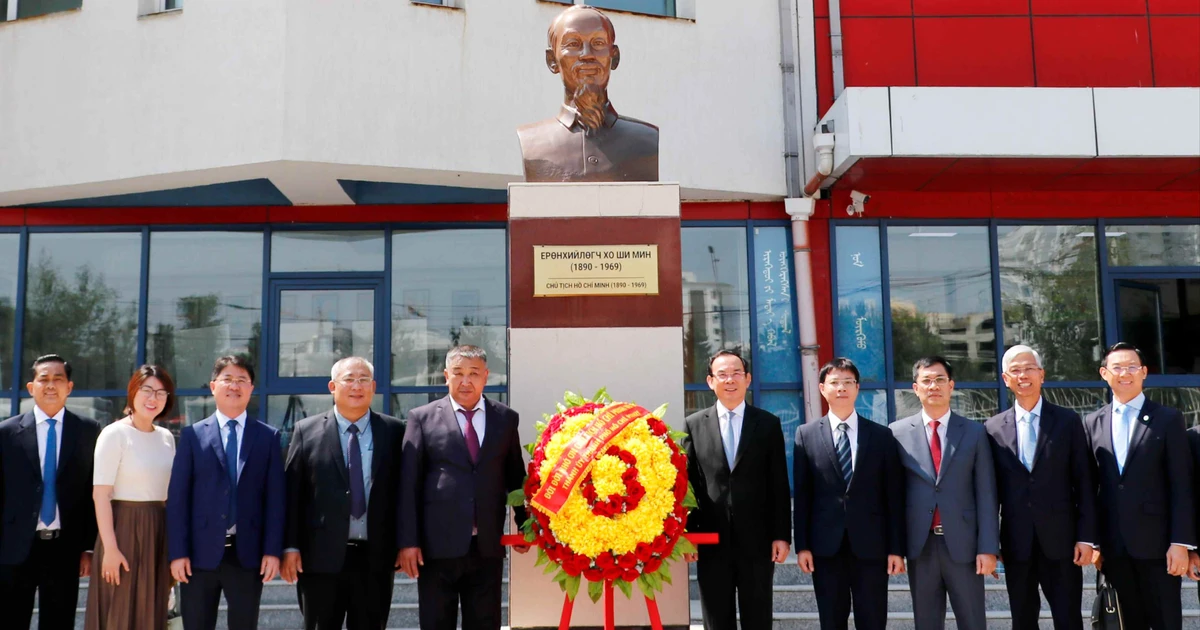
[557,102,620,132]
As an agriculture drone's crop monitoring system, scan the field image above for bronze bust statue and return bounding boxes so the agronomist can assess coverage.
[517,5,659,183]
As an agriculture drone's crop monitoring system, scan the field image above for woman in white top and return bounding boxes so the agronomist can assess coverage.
[85,365,177,630]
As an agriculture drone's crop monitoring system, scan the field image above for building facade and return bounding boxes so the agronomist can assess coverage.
[1,0,1197,463]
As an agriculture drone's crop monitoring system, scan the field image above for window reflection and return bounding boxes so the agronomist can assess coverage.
[1116,278,1200,375]
[894,388,999,422]
[21,396,126,426]
[998,225,1103,380]
[888,226,995,382]
[391,230,507,387]
[853,389,890,425]
[23,233,141,391]
[1107,225,1200,267]
[1145,388,1200,429]
[0,233,17,390]
[271,231,385,272]
[147,232,263,389]
[278,289,375,378]
[682,228,751,384]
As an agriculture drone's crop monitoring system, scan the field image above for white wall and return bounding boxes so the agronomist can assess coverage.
[0,0,789,205]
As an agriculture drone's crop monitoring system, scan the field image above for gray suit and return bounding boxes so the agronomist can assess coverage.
[892,412,999,630]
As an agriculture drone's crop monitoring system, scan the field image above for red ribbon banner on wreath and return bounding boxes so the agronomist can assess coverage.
[530,402,649,515]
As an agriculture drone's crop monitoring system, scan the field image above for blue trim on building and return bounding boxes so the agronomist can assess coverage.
[338,180,507,205]
[24,179,292,208]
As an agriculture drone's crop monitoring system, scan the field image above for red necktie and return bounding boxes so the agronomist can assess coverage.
[462,408,480,464]
[930,420,942,529]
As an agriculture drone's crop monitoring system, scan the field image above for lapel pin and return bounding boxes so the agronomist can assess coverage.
[1140,415,1150,424]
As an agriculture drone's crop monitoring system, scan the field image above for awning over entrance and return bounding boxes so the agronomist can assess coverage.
[815,87,1200,192]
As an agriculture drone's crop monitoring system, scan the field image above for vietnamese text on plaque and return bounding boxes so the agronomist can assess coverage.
[533,245,659,297]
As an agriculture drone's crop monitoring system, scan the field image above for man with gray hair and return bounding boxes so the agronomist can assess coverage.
[984,345,1096,630]
[400,345,528,630]
[281,356,406,630]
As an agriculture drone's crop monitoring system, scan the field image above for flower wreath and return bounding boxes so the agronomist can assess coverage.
[508,389,698,603]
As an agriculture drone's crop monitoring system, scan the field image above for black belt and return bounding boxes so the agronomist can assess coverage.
[37,530,61,541]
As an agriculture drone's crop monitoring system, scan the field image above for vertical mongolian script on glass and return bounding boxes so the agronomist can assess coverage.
[753,227,799,383]
[834,226,885,383]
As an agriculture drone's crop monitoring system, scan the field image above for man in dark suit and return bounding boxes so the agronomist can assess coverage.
[793,357,905,630]
[683,350,791,630]
[167,355,286,630]
[1085,342,1194,630]
[281,356,405,630]
[0,354,100,630]
[399,345,529,630]
[984,345,1096,630]
[892,356,998,630]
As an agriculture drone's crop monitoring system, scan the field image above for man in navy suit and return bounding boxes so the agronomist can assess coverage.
[984,345,1096,630]
[793,357,905,630]
[399,345,529,630]
[167,355,286,630]
[0,354,100,630]
[1085,342,1194,630]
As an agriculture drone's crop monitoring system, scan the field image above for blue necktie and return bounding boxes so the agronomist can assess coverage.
[723,411,737,469]
[1019,413,1038,472]
[41,419,57,526]
[1114,405,1131,473]
[225,420,239,528]
[347,424,367,519]
[835,422,853,483]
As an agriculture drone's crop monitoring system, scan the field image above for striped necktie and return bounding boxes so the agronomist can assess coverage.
[835,422,852,483]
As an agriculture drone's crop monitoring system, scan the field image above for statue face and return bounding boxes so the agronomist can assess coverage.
[550,10,617,94]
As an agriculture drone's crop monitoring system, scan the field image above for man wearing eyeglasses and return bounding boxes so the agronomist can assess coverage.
[166,355,285,630]
[683,350,791,630]
[281,357,406,630]
[984,345,1096,630]
[793,357,905,630]
[892,356,998,630]
[1085,342,1193,630]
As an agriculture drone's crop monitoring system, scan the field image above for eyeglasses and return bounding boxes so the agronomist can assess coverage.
[1103,365,1144,375]
[918,377,950,388]
[214,377,252,387]
[711,371,746,382]
[336,377,374,387]
[138,386,171,400]
[1006,367,1042,377]
[824,379,858,388]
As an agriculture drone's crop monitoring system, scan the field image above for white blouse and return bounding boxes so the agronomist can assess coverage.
[93,420,176,502]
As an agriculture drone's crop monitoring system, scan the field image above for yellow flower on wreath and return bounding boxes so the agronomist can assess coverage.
[537,411,678,559]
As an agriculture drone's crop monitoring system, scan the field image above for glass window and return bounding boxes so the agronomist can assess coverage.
[23,233,141,391]
[998,225,1103,380]
[587,0,675,17]
[22,395,126,426]
[888,226,995,382]
[172,395,261,438]
[4,0,82,22]
[0,233,18,390]
[752,227,799,383]
[682,228,750,384]
[1116,278,1200,375]
[278,288,375,378]
[1107,225,1200,267]
[834,226,886,382]
[390,391,508,421]
[391,230,507,387]
[146,232,264,390]
[1145,388,1200,429]
[271,231,385,272]
[894,388,999,423]
[854,389,890,425]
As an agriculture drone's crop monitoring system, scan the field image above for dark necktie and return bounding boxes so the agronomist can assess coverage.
[462,408,480,464]
[225,420,238,528]
[930,420,942,529]
[347,424,367,519]
[835,422,852,484]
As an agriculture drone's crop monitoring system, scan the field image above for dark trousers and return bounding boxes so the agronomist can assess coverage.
[180,541,265,630]
[1003,536,1083,630]
[297,544,395,630]
[908,534,986,630]
[695,541,774,630]
[0,535,81,630]
[811,534,888,630]
[1102,556,1181,630]
[417,537,504,630]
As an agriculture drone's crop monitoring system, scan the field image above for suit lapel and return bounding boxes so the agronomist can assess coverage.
[816,416,843,486]
[1123,399,1155,473]
[1030,406,1053,471]
[57,411,79,474]
[368,412,388,484]
[202,416,227,471]
[239,418,259,472]
[701,408,727,475]
[999,408,1020,460]
[937,414,968,483]
[907,416,938,484]
[731,407,752,471]
[849,420,870,490]
[439,398,473,465]
[1094,404,1116,473]
[323,411,349,485]
[17,413,41,476]
[476,398,504,465]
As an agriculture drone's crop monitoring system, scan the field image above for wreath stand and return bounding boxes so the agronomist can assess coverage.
[502,532,718,630]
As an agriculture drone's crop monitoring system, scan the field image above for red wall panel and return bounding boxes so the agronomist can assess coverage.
[915,18,1035,86]
[1151,17,1200,86]
[1148,0,1200,14]
[815,18,835,116]
[842,18,917,86]
[1033,17,1154,86]
[814,0,828,19]
[839,0,911,16]
[1031,0,1147,14]
[914,0,1027,15]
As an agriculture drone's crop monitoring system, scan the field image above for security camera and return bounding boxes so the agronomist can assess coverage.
[847,190,870,216]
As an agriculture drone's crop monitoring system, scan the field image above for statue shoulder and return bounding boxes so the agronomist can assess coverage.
[615,114,659,134]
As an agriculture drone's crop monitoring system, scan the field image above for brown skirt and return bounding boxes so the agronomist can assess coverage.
[85,501,170,630]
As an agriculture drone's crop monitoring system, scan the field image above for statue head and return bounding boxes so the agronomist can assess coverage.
[545,6,620,131]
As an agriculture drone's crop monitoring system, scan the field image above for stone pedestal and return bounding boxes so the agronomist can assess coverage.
[507,182,689,629]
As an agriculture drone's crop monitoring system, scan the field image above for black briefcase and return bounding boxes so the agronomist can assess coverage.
[1091,572,1123,630]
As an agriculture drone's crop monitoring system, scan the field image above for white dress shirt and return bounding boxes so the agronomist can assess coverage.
[34,405,65,530]
[921,409,951,456]
[1013,397,1043,467]
[452,397,487,447]
[827,410,859,469]
[715,400,747,461]
[1111,392,1146,455]
[216,410,247,534]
